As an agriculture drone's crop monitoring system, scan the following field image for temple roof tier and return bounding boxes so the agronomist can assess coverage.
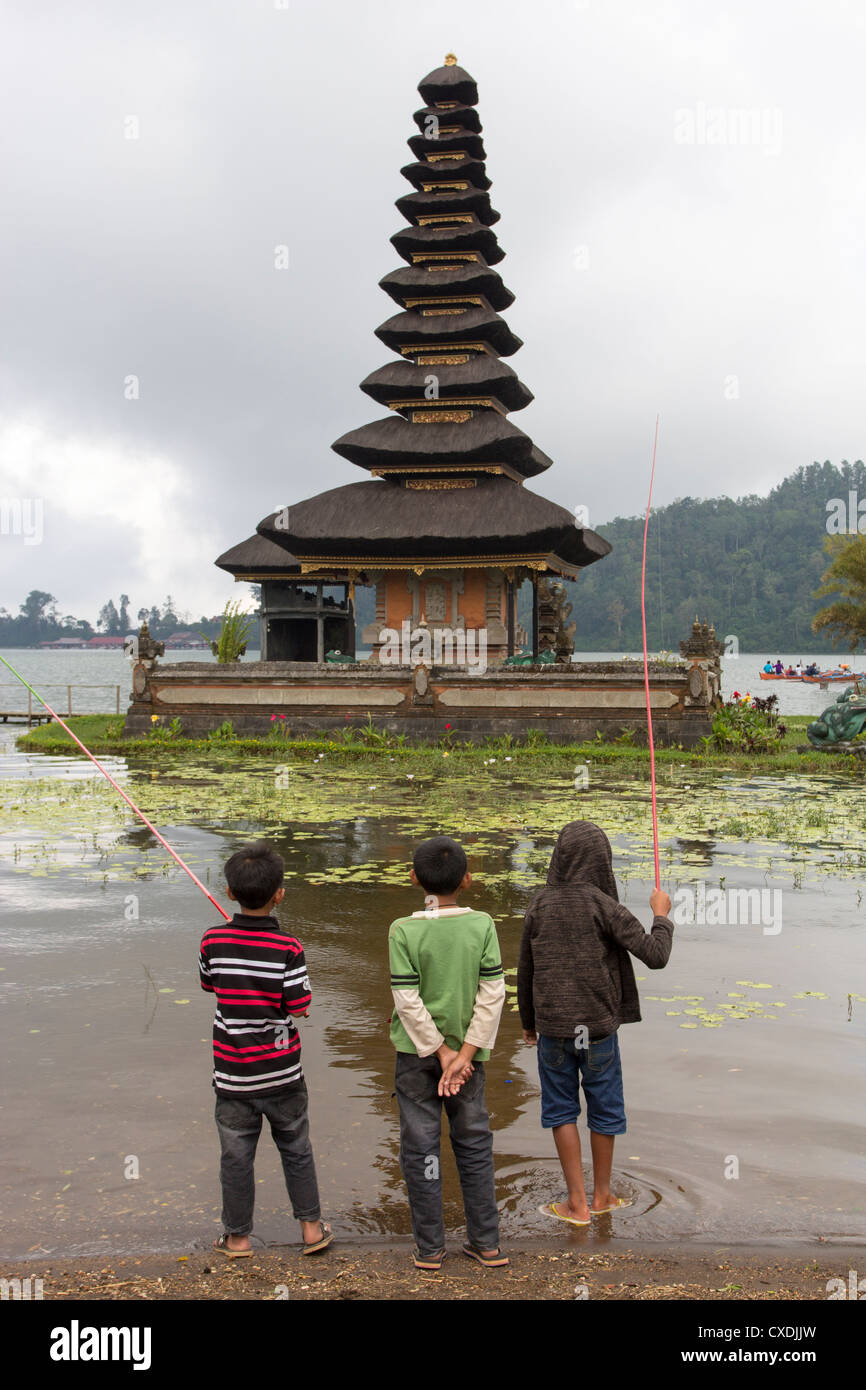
[374,304,522,356]
[417,59,479,107]
[359,356,532,411]
[412,103,482,135]
[400,157,491,192]
[407,129,486,162]
[391,221,504,265]
[257,477,609,571]
[215,533,303,578]
[395,186,500,226]
[378,262,513,310]
[331,412,548,474]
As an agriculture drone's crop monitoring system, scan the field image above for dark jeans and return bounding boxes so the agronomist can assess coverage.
[214,1082,321,1235]
[395,1052,500,1258]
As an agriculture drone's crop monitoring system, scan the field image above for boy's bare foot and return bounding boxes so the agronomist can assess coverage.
[591,1195,632,1215]
[213,1233,253,1258]
[462,1242,510,1267]
[538,1201,591,1227]
[301,1218,333,1254]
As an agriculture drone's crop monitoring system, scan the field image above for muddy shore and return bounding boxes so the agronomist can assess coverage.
[7,1241,859,1301]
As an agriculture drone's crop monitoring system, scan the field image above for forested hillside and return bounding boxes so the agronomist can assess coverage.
[544,460,866,652]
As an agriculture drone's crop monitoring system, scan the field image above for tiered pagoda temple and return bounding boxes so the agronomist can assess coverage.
[125,58,721,745]
[216,55,611,664]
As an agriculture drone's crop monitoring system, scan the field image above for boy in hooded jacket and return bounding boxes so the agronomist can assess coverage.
[517,820,673,1225]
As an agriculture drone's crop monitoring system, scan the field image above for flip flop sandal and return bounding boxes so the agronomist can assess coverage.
[591,1197,633,1216]
[301,1220,333,1255]
[462,1242,510,1267]
[537,1202,591,1227]
[413,1247,446,1271]
[213,1234,254,1259]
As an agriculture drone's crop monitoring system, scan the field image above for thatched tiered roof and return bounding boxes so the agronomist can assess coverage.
[216,56,611,582]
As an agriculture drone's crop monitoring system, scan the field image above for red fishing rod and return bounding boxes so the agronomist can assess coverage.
[641,416,661,891]
[0,653,231,920]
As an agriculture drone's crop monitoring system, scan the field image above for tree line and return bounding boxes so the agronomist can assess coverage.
[0,592,259,647]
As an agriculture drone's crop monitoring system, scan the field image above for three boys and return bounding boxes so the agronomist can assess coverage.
[201,821,672,1262]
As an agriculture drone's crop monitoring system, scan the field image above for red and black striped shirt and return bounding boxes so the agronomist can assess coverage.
[199,913,311,1096]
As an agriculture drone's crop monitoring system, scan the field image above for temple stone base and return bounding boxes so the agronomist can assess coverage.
[123,654,720,746]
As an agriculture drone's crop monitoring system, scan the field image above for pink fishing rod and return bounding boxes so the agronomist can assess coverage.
[641,416,661,890]
[1,652,231,921]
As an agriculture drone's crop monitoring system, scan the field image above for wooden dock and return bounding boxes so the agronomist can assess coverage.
[0,684,123,725]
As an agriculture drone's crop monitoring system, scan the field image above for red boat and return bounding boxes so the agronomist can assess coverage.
[802,671,863,683]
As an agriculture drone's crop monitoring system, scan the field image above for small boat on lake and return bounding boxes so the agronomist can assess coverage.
[802,670,864,683]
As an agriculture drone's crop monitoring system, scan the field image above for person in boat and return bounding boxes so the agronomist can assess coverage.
[785,665,795,677]
[774,660,784,674]
[805,662,819,677]
[795,661,803,677]
[762,660,774,674]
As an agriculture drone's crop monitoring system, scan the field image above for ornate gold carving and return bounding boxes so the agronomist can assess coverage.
[298,552,577,576]
[426,151,467,163]
[399,341,491,355]
[369,461,522,481]
[421,306,467,316]
[416,215,473,226]
[411,408,472,423]
[388,397,500,412]
[416,353,469,365]
[404,295,482,307]
[444,53,457,65]
[405,478,477,490]
[421,181,469,192]
[411,251,479,263]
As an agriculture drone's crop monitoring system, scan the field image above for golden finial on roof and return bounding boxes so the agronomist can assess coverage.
[444,53,457,65]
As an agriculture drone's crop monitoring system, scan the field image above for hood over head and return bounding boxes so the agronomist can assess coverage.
[545,821,618,900]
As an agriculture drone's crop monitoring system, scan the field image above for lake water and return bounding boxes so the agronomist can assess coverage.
[0,719,864,1258]
[0,648,856,719]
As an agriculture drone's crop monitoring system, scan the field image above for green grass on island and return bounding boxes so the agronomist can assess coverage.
[13,712,865,775]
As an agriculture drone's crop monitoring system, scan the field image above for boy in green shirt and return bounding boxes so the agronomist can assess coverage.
[389,835,507,1272]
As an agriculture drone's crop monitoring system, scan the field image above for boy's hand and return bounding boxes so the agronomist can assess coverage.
[650,888,672,918]
[522,1028,537,1046]
[438,1056,474,1096]
[435,1042,458,1075]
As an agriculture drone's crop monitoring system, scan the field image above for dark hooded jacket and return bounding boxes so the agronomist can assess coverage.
[517,821,673,1038]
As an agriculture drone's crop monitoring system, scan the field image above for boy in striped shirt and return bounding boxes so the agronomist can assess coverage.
[389,835,507,1271]
[199,842,331,1257]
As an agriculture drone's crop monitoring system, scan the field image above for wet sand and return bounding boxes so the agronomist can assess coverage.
[5,1241,859,1301]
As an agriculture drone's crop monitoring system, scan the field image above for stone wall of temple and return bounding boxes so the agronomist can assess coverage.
[124,653,719,746]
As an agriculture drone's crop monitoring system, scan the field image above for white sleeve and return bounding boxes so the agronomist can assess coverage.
[391,988,445,1058]
[464,977,507,1050]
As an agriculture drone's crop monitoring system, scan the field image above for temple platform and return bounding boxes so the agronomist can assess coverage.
[123,654,719,746]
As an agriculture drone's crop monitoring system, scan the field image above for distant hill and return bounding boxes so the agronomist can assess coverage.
[538,460,866,654]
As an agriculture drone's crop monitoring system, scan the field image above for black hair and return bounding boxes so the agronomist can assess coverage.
[413,835,467,895]
[224,841,285,910]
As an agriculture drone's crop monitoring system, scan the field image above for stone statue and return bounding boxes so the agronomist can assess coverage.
[807,681,866,748]
[537,578,575,662]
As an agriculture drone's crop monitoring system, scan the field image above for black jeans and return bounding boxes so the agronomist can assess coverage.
[395,1053,500,1257]
[214,1082,321,1235]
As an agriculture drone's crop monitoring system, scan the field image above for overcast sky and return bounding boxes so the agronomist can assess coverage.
[2,0,864,623]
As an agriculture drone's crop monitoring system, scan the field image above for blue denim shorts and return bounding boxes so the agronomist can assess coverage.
[536,1031,626,1133]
